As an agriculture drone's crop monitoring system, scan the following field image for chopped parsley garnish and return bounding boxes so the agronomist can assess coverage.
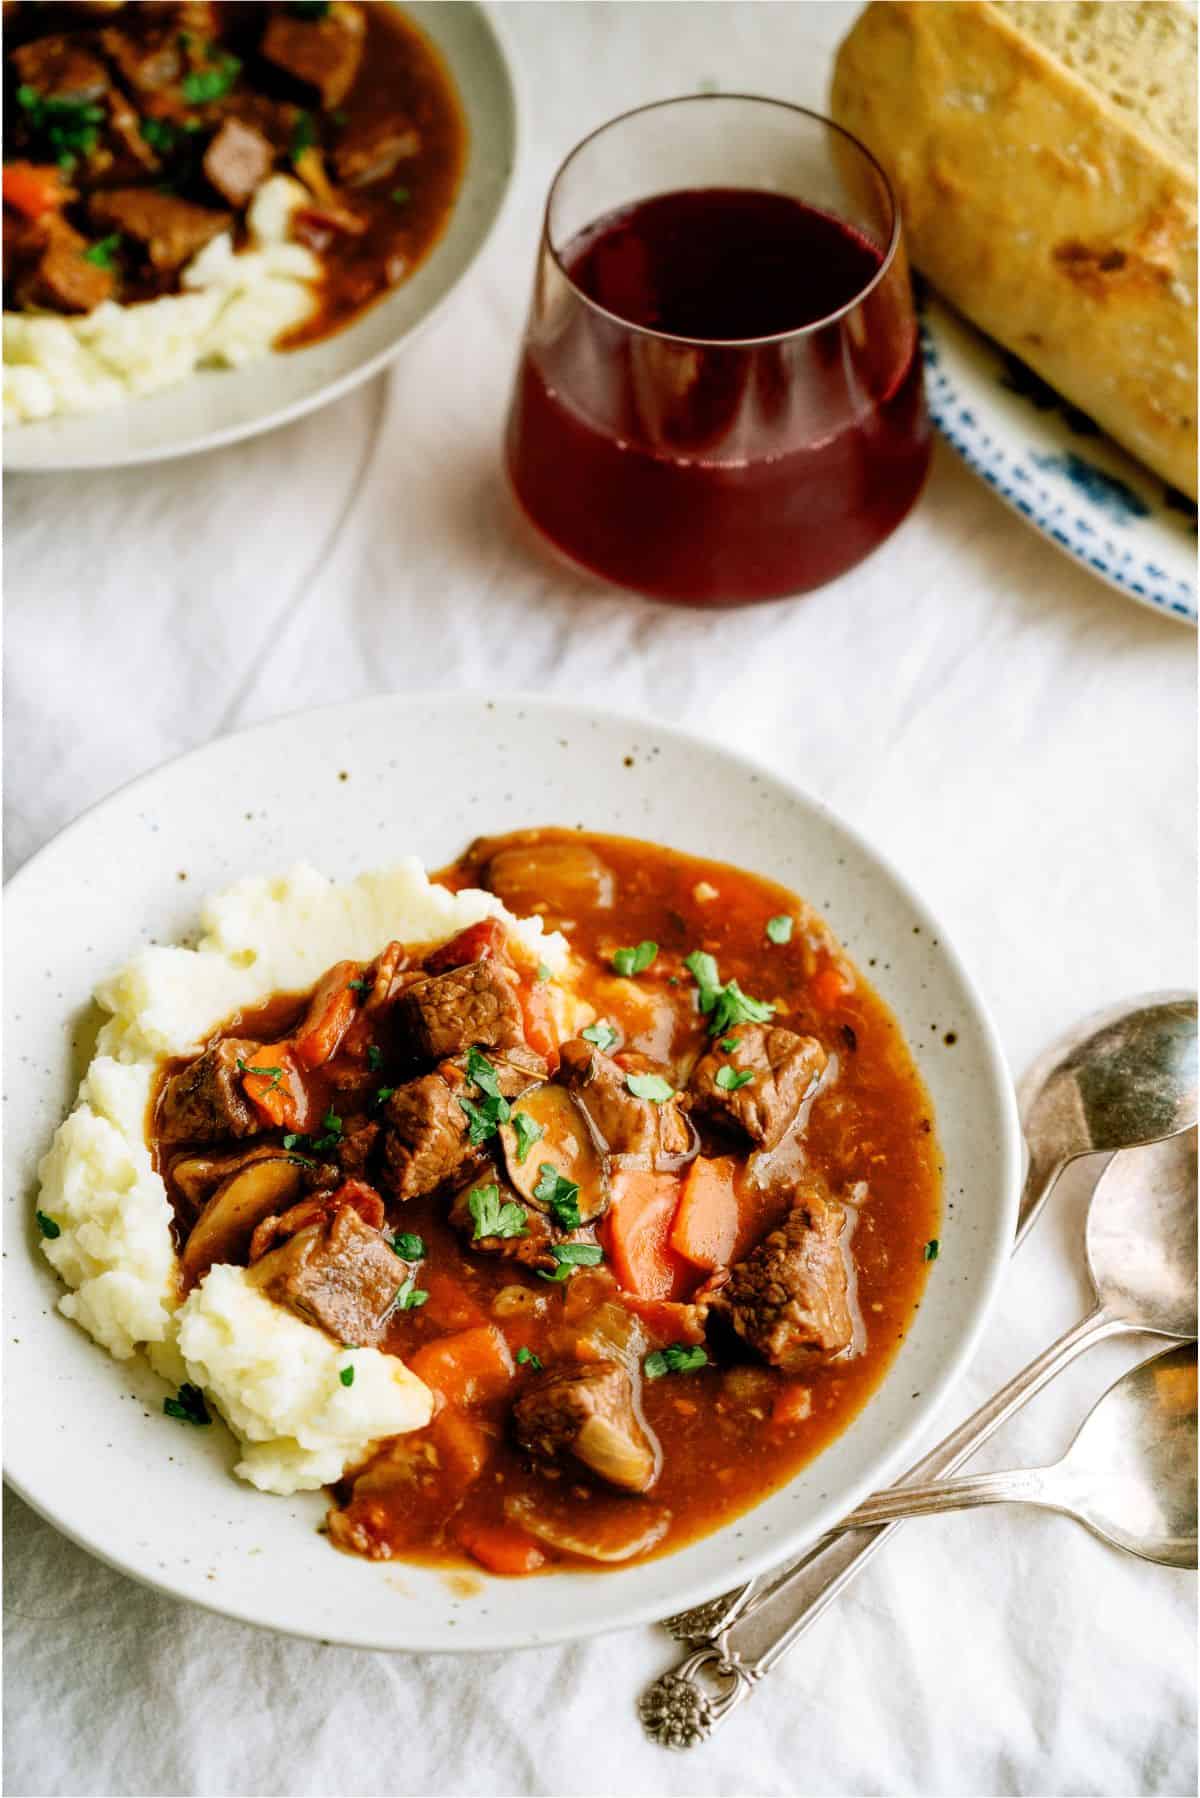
[625,1072,675,1103]
[348,976,368,993]
[83,233,122,269]
[516,1347,543,1371]
[612,940,657,978]
[392,1273,429,1311]
[644,1344,708,1379]
[468,1182,527,1241]
[366,1045,383,1071]
[35,1210,61,1240]
[391,185,410,205]
[766,915,794,944]
[391,1231,425,1261]
[538,1242,604,1282]
[511,1111,545,1164]
[289,110,317,162]
[306,1108,343,1152]
[715,1065,754,1092]
[16,88,105,163]
[532,1164,581,1231]
[536,962,551,983]
[339,1363,355,1387]
[374,1085,396,1107]
[581,1020,619,1053]
[683,950,775,1037]
[925,1239,940,1262]
[236,1056,283,1089]
[718,1037,741,1053]
[465,1047,502,1095]
[286,1152,316,1169]
[164,1382,211,1425]
[181,53,241,105]
[459,1049,511,1143]
[140,117,178,154]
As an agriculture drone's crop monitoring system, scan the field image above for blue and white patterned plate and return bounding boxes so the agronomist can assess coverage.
[918,290,1197,626]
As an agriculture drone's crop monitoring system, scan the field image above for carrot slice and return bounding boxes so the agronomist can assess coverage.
[430,1405,492,1485]
[292,960,362,1069]
[809,958,853,1011]
[457,1520,545,1577]
[601,1170,690,1300]
[424,918,509,973]
[3,162,67,220]
[670,1156,739,1271]
[238,1044,313,1132]
[516,977,558,1065]
[408,1324,515,1409]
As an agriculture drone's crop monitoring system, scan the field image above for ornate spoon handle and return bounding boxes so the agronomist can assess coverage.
[642,1305,1128,1745]
[661,1146,1078,1647]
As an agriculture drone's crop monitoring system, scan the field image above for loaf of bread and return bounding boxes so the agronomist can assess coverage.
[831,1,1197,497]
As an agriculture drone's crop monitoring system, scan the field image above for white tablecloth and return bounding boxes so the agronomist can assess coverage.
[5,6,1196,1795]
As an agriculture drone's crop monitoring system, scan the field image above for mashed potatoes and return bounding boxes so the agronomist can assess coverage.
[3,175,319,426]
[37,860,569,1495]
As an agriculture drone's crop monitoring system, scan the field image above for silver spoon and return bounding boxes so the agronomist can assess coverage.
[661,991,1198,1649]
[642,1129,1198,1746]
[842,1343,1197,1570]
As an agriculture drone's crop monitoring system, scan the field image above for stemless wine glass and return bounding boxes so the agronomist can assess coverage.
[505,95,932,607]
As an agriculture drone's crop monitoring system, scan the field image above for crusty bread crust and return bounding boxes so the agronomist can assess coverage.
[831,1,1197,497]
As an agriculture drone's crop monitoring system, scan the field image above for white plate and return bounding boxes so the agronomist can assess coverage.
[5,3,518,473]
[919,291,1198,626]
[3,693,1020,1652]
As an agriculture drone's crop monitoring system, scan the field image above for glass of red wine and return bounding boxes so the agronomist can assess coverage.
[505,95,932,607]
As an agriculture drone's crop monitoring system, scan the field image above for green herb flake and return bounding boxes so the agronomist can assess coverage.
[390,185,410,205]
[374,1085,396,1108]
[465,1047,502,1096]
[581,1020,619,1053]
[718,1037,741,1054]
[236,1056,284,1089]
[715,1065,755,1092]
[612,940,657,978]
[516,1346,543,1371]
[339,1362,355,1387]
[391,1231,425,1261]
[625,1072,675,1103]
[140,117,177,154]
[925,1239,940,1262]
[644,1344,708,1379]
[164,1382,211,1425]
[538,1242,604,1282]
[468,1182,528,1241]
[766,915,794,945]
[511,1111,545,1165]
[286,1153,316,1169]
[682,950,775,1037]
[289,110,317,162]
[392,1273,430,1312]
[536,962,552,983]
[532,1163,581,1231]
[83,233,122,269]
[366,1045,383,1071]
[181,54,241,105]
[35,1210,61,1240]
[331,107,349,126]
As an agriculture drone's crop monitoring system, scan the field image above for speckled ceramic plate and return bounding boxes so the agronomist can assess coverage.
[5,3,518,473]
[919,290,1197,626]
[3,693,1019,1651]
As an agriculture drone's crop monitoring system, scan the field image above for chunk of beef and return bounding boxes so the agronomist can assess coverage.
[332,114,419,187]
[158,1039,262,1143]
[249,1204,406,1345]
[261,1,365,109]
[202,116,273,206]
[102,86,162,177]
[338,1119,379,1180]
[10,216,115,314]
[99,22,184,96]
[712,1191,852,1370]
[11,33,110,102]
[689,1025,827,1150]
[398,957,525,1060]
[380,1045,545,1201]
[558,1038,691,1163]
[248,1177,386,1263]
[88,188,228,270]
[513,1359,661,1494]
[449,1180,555,1269]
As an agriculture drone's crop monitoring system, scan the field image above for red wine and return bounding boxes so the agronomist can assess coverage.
[506,188,931,605]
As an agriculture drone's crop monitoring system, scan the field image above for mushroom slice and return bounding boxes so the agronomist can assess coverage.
[482,838,616,918]
[182,1157,305,1284]
[500,1083,608,1223]
[170,1144,291,1216]
[503,1491,671,1563]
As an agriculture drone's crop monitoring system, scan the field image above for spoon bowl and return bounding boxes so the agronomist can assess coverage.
[1086,1128,1198,1338]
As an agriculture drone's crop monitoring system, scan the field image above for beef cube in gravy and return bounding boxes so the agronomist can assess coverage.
[689,1025,827,1150]
[513,1360,661,1494]
[332,114,420,187]
[249,1205,405,1346]
[557,1038,691,1163]
[398,958,526,1060]
[260,2,366,109]
[99,22,185,97]
[202,117,274,208]
[713,1191,853,1370]
[10,217,115,315]
[381,1045,545,1201]
[11,34,110,102]
[88,189,229,272]
[158,1039,262,1143]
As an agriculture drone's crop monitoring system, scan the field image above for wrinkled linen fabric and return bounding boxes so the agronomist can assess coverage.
[4,6,1196,1796]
